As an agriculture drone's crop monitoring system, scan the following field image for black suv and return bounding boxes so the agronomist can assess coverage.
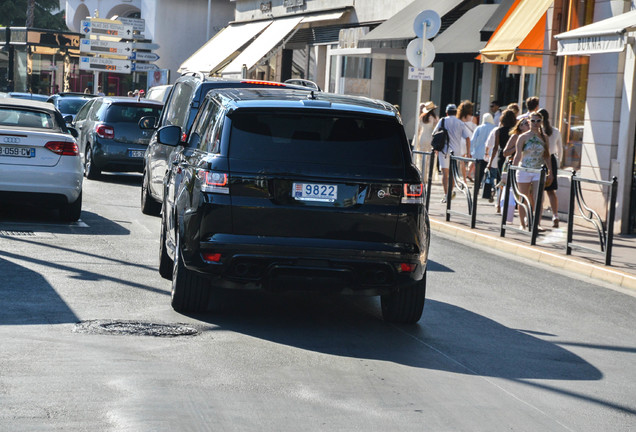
[140,73,311,215]
[157,88,429,323]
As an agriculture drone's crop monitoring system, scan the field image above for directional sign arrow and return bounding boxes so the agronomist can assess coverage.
[80,38,133,56]
[131,62,160,72]
[80,19,134,40]
[130,51,160,62]
[79,56,132,74]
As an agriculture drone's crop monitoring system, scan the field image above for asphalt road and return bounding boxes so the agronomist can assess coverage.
[1,173,635,431]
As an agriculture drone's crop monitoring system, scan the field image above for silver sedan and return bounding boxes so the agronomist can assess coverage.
[0,98,83,221]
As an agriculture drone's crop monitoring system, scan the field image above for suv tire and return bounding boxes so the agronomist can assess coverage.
[84,146,101,179]
[159,208,173,280]
[171,231,210,313]
[141,168,161,215]
[380,272,426,324]
[59,192,82,222]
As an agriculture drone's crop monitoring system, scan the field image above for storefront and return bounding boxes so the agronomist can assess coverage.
[480,0,636,234]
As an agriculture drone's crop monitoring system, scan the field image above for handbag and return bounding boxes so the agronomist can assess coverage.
[431,118,449,153]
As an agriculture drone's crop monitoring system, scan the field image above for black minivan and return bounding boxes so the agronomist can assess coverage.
[157,88,429,323]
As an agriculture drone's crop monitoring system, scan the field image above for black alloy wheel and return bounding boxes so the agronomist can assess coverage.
[141,168,161,215]
[59,192,82,222]
[171,229,210,313]
[158,207,173,280]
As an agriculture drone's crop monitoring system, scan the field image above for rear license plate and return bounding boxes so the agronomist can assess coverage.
[293,182,337,202]
[0,146,35,158]
[128,149,145,158]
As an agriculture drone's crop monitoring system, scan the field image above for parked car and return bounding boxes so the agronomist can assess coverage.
[47,92,97,123]
[0,98,82,221]
[72,96,163,179]
[146,84,173,104]
[157,88,429,323]
[8,92,51,102]
[139,73,314,215]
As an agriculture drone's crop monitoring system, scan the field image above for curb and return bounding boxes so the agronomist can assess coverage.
[430,218,636,291]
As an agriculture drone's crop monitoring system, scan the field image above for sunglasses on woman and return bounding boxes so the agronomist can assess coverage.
[530,119,542,123]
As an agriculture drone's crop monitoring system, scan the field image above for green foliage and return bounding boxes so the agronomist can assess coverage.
[0,0,68,31]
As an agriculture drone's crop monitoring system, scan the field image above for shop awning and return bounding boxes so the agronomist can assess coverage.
[178,20,271,74]
[479,0,553,67]
[222,16,303,75]
[433,4,499,54]
[555,9,636,56]
[358,0,464,49]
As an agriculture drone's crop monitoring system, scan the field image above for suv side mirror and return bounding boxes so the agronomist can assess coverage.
[63,114,73,124]
[157,125,182,146]
[138,116,157,129]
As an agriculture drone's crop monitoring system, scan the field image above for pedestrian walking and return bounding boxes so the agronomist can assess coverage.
[490,100,502,125]
[513,111,552,231]
[487,109,517,212]
[470,112,496,198]
[414,101,438,176]
[457,100,475,182]
[538,108,563,228]
[518,96,539,120]
[433,103,471,202]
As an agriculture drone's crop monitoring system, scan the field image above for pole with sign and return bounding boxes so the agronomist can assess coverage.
[407,10,440,141]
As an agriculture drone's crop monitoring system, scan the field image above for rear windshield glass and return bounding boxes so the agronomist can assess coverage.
[58,98,90,114]
[104,104,162,123]
[0,107,57,129]
[228,111,404,168]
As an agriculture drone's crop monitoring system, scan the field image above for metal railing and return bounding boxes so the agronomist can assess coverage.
[446,152,482,228]
[566,173,618,265]
[412,150,435,211]
[500,162,547,246]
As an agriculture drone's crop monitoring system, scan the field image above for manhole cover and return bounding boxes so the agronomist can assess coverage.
[74,320,199,337]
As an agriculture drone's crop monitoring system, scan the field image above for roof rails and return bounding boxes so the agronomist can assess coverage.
[180,71,207,80]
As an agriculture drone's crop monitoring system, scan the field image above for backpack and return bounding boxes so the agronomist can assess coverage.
[431,118,449,153]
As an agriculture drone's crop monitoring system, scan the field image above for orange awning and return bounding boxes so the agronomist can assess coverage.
[479,0,552,67]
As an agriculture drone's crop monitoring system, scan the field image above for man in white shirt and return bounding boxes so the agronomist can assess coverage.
[433,104,471,201]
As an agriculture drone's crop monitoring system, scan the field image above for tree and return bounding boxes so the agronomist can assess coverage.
[0,0,68,31]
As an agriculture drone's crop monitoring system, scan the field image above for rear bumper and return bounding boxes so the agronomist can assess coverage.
[183,234,427,295]
[93,140,146,172]
[0,160,82,204]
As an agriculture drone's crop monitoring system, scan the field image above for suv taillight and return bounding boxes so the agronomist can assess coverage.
[198,171,229,194]
[401,183,424,203]
[96,124,115,139]
[45,141,79,156]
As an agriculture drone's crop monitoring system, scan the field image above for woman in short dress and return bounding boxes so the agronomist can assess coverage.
[513,112,553,230]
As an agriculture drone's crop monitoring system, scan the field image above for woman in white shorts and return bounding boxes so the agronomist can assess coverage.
[513,112,552,230]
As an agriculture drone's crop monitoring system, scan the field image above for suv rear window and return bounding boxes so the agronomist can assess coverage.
[228,111,404,169]
[104,104,162,123]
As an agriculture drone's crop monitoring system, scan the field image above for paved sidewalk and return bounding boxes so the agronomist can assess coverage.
[425,176,636,291]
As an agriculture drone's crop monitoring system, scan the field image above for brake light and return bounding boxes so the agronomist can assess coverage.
[201,252,222,263]
[45,141,79,156]
[398,263,417,273]
[95,124,115,139]
[241,80,286,87]
[401,183,424,204]
[198,171,229,194]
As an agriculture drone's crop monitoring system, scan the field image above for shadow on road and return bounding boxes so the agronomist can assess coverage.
[0,256,78,325]
[184,291,603,382]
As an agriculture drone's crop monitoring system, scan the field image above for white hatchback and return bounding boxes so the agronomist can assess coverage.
[0,98,83,221]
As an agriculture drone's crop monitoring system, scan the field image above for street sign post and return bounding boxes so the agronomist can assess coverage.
[131,62,159,72]
[80,39,133,56]
[80,56,131,73]
[130,52,160,62]
[80,20,133,38]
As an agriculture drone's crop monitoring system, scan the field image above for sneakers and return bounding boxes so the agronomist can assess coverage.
[552,217,559,228]
[441,197,447,203]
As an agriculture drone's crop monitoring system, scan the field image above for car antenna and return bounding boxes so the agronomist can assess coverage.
[307,90,316,100]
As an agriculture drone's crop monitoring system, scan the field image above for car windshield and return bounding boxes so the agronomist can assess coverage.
[58,98,90,114]
[228,111,404,169]
[0,107,56,129]
[104,104,162,123]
